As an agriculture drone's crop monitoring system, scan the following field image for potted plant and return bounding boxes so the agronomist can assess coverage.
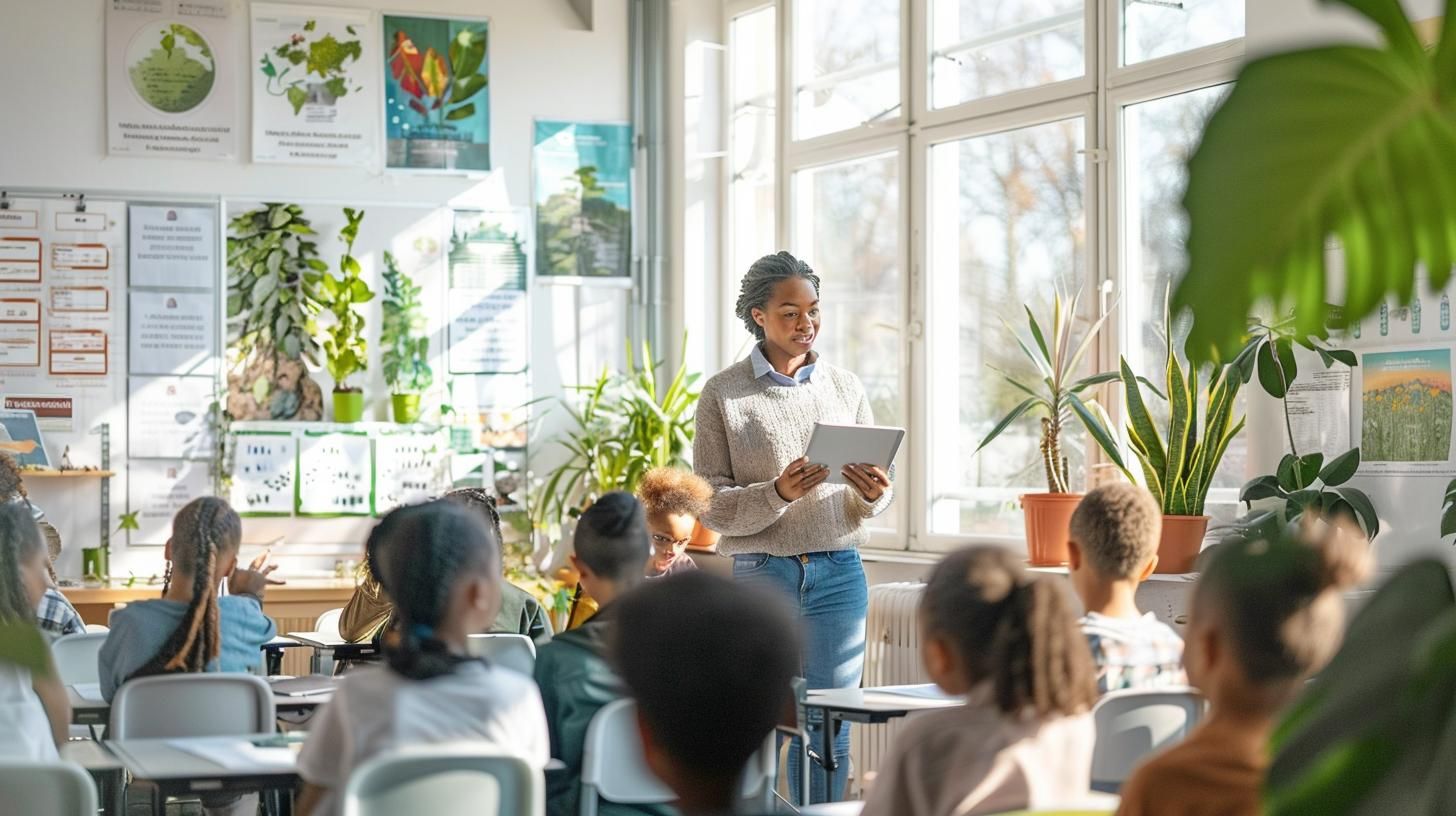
[317,208,373,422]
[379,251,432,423]
[976,291,1120,566]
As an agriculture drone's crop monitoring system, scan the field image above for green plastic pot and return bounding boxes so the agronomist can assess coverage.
[82,547,109,584]
[391,393,422,424]
[333,390,365,423]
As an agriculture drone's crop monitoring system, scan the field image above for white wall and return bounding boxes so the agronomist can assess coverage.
[0,0,633,578]
[1247,0,1443,55]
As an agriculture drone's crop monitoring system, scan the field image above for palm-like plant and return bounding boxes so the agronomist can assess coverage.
[975,291,1120,493]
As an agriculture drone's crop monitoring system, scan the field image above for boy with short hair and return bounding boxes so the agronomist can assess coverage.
[1067,483,1187,693]
[613,571,800,816]
[533,492,670,816]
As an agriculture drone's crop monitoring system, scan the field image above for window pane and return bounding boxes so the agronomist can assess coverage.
[927,118,1088,538]
[730,7,777,279]
[792,152,903,431]
[929,0,1084,110]
[1123,0,1244,65]
[793,0,900,140]
[1123,86,1244,498]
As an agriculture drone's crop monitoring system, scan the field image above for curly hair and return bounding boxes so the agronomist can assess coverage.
[922,546,1097,718]
[0,503,43,625]
[0,453,27,502]
[1069,483,1162,578]
[636,467,712,520]
[733,251,821,340]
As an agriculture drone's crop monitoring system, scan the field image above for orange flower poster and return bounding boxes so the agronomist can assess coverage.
[1359,347,1454,470]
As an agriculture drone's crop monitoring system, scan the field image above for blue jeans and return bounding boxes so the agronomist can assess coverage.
[733,550,868,803]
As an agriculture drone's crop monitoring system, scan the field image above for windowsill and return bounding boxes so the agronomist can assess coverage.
[858,547,944,565]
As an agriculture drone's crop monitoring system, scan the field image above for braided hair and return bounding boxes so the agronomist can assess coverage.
[0,502,43,624]
[375,500,501,681]
[922,546,1097,718]
[443,487,505,541]
[0,452,27,502]
[734,251,821,340]
[128,497,242,679]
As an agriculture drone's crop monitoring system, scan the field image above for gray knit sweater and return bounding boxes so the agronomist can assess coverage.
[693,356,893,557]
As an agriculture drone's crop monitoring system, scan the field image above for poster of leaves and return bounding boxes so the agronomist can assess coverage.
[533,121,633,277]
[250,4,378,167]
[383,15,490,172]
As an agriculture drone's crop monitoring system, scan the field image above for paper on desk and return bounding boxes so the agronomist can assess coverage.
[867,684,960,702]
[168,737,298,770]
[71,682,105,702]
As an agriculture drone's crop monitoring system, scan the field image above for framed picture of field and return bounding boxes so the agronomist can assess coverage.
[1356,346,1456,474]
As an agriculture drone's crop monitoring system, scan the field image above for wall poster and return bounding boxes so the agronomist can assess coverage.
[1353,345,1456,476]
[129,458,212,545]
[106,0,238,159]
[447,210,528,375]
[533,120,632,277]
[383,14,491,172]
[251,4,378,166]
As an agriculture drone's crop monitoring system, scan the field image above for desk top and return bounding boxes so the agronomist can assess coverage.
[107,734,301,783]
[60,738,124,772]
[285,631,378,650]
[805,684,963,716]
[68,681,334,725]
[62,579,359,604]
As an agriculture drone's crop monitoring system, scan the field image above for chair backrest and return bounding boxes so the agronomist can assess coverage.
[0,760,98,815]
[466,634,537,676]
[343,751,542,816]
[49,632,108,686]
[580,698,674,813]
[83,624,109,634]
[316,608,344,640]
[1091,686,1206,791]
[110,673,276,738]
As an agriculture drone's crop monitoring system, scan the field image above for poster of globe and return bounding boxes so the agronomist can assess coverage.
[106,0,237,160]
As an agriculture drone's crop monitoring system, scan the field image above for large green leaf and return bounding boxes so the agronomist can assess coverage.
[1120,357,1167,479]
[1173,1,1456,362]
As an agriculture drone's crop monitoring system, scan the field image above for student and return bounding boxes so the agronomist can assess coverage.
[1067,483,1187,693]
[861,546,1098,816]
[296,500,550,816]
[338,488,552,644]
[98,496,279,701]
[533,492,669,816]
[0,452,78,639]
[36,583,84,641]
[0,503,69,759]
[613,571,800,816]
[1116,522,1367,816]
[636,467,709,578]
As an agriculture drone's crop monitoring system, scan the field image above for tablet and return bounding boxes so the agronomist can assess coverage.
[804,422,905,485]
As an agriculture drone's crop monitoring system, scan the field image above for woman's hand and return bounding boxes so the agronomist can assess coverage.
[229,550,285,598]
[775,457,829,502]
[844,463,890,503]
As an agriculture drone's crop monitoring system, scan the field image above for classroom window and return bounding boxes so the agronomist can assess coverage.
[792,0,901,140]
[929,0,1085,110]
[926,117,1089,539]
[1122,0,1244,66]
[730,6,778,281]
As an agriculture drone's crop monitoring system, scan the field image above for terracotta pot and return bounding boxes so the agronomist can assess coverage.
[1156,515,1210,574]
[689,520,720,552]
[1020,493,1083,566]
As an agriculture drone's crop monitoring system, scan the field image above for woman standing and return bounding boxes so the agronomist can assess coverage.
[693,251,893,802]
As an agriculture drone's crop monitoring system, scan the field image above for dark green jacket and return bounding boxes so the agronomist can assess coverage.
[499,582,553,644]
[534,606,676,816]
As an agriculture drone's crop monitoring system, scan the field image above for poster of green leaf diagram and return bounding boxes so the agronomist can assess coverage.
[250,3,378,167]
[533,121,633,277]
[383,15,490,172]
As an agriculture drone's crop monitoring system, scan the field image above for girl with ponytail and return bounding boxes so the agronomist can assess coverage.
[862,546,1099,816]
[296,500,549,816]
[0,502,70,759]
[98,497,279,701]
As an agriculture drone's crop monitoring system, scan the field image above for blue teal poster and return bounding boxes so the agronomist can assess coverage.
[0,409,50,468]
[533,120,632,277]
[383,14,490,172]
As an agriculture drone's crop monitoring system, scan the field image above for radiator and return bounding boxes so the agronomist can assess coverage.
[849,581,927,798]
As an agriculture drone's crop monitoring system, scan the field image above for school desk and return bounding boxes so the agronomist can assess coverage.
[802,684,963,801]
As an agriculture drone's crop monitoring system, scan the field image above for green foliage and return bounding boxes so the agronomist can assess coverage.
[537,165,631,277]
[130,24,215,113]
[0,621,50,677]
[531,337,701,533]
[974,290,1118,493]
[387,25,488,124]
[116,511,141,533]
[379,251,432,395]
[1441,478,1456,540]
[260,21,364,115]
[1172,0,1456,362]
[226,203,326,367]
[317,209,374,390]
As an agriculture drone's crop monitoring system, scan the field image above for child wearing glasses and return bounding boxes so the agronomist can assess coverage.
[636,467,712,578]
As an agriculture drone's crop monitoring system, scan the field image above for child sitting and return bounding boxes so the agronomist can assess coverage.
[1116,522,1367,816]
[0,452,81,640]
[613,570,800,816]
[296,500,549,816]
[533,492,670,816]
[0,503,70,759]
[1068,483,1187,692]
[636,467,710,577]
[862,546,1098,816]
[99,496,279,701]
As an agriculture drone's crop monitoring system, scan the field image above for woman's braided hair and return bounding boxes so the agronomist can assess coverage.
[128,497,241,679]
[0,502,43,624]
[922,546,1097,718]
[734,251,821,340]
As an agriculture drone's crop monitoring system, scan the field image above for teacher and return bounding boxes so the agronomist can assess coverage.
[693,250,892,802]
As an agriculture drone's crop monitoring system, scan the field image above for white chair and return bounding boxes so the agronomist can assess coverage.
[316,608,344,641]
[1090,687,1206,793]
[799,804,864,816]
[110,673,276,738]
[467,633,537,676]
[83,624,109,634]
[0,760,97,815]
[49,632,108,686]
[343,751,542,816]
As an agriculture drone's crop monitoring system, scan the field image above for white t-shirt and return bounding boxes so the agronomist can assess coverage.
[296,660,550,816]
[0,662,59,761]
